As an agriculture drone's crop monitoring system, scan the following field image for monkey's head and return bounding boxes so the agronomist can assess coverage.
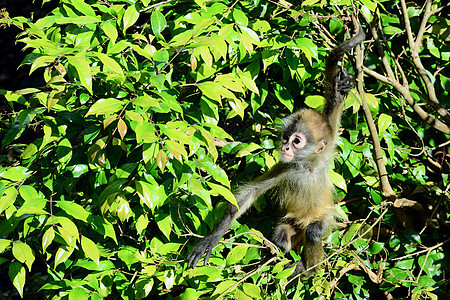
[280,109,332,164]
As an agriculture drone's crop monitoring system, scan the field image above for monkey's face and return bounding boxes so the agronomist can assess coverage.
[281,132,307,162]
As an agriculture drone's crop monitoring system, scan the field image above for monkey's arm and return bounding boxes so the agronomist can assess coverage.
[186,166,284,268]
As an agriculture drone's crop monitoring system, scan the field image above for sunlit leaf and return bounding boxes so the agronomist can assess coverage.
[207,182,237,208]
[81,236,100,266]
[55,201,90,222]
[151,10,166,40]
[117,119,128,140]
[330,170,347,192]
[378,113,392,136]
[85,98,124,116]
[9,262,25,298]
[42,227,55,253]
[123,4,140,34]
[67,54,92,94]
[12,242,35,271]
[0,187,18,214]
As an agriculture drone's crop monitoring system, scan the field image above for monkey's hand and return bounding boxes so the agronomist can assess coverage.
[334,69,354,103]
[186,235,221,268]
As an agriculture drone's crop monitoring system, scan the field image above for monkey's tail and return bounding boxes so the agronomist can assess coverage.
[326,23,365,70]
[323,22,365,99]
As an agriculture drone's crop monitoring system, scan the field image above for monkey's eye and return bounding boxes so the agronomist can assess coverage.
[282,133,289,143]
[293,137,301,146]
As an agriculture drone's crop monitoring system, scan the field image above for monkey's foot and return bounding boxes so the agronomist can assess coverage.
[285,260,308,278]
[335,69,354,95]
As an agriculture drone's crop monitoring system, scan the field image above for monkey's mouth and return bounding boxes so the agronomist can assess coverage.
[282,153,294,161]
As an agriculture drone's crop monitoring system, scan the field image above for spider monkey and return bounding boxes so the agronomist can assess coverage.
[187,21,365,275]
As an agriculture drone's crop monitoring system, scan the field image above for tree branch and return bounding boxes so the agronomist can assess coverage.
[400,0,450,125]
[363,19,450,134]
[354,20,396,200]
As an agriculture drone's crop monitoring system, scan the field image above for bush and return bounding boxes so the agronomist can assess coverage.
[0,0,448,299]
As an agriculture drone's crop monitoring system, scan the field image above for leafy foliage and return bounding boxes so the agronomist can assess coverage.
[0,0,449,299]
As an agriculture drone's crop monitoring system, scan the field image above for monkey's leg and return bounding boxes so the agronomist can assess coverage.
[272,223,297,253]
[279,220,326,277]
[302,220,326,272]
[272,223,307,276]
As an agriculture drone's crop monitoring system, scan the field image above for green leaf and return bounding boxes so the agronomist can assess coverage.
[85,98,124,116]
[226,244,249,265]
[135,275,154,299]
[360,0,377,11]
[233,9,248,27]
[71,0,96,16]
[123,4,140,34]
[67,53,93,94]
[242,283,261,298]
[151,10,166,40]
[12,242,35,271]
[199,161,230,187]
[69,287,89,299]
[274,84,293,112]
[54,246,74,269]
[81,236,100,266]
[213,280,238,296]
[102,22,118,43]
[180,288,204,300]
[136,214,149,234]
[207,182,238,208]
[378,113,392,136]
[275,266,295,279]
[9,262,25,298]
[194,0,207,9]
[295,37,318,64]
[0,187,18,214]
[305,95,325,109]
[0,239,11,253]
[368,241,384,254]
[302,0,320,6]
[330,170,347,192]
[57,138,72,166]
[95,52,125,79]
[21,143,38,160]
[136,180,165,212]
[89,215,117,243]
[55,201,90,222]
[227,99,247,120]
[238,72,259,95]
[42,227,55,253]
[365,93,379,110]
[118,246,139,269]
[198,81,223,103]
[116,195,132,222]
[236,142,262,157]
[165,140,188,162]
[0,166,31,181]
[54,216,80,242]
[19,185,38,201]
[16,197,47,216]
[156,213,172,239]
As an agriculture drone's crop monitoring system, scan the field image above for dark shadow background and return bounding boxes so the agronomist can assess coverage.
[0,3,55,299]
[0,1,56,91]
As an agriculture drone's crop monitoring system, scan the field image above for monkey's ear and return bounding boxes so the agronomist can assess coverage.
[316,140,327,153]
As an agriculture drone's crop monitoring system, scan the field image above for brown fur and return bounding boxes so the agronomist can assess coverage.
[187,22,365,275]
